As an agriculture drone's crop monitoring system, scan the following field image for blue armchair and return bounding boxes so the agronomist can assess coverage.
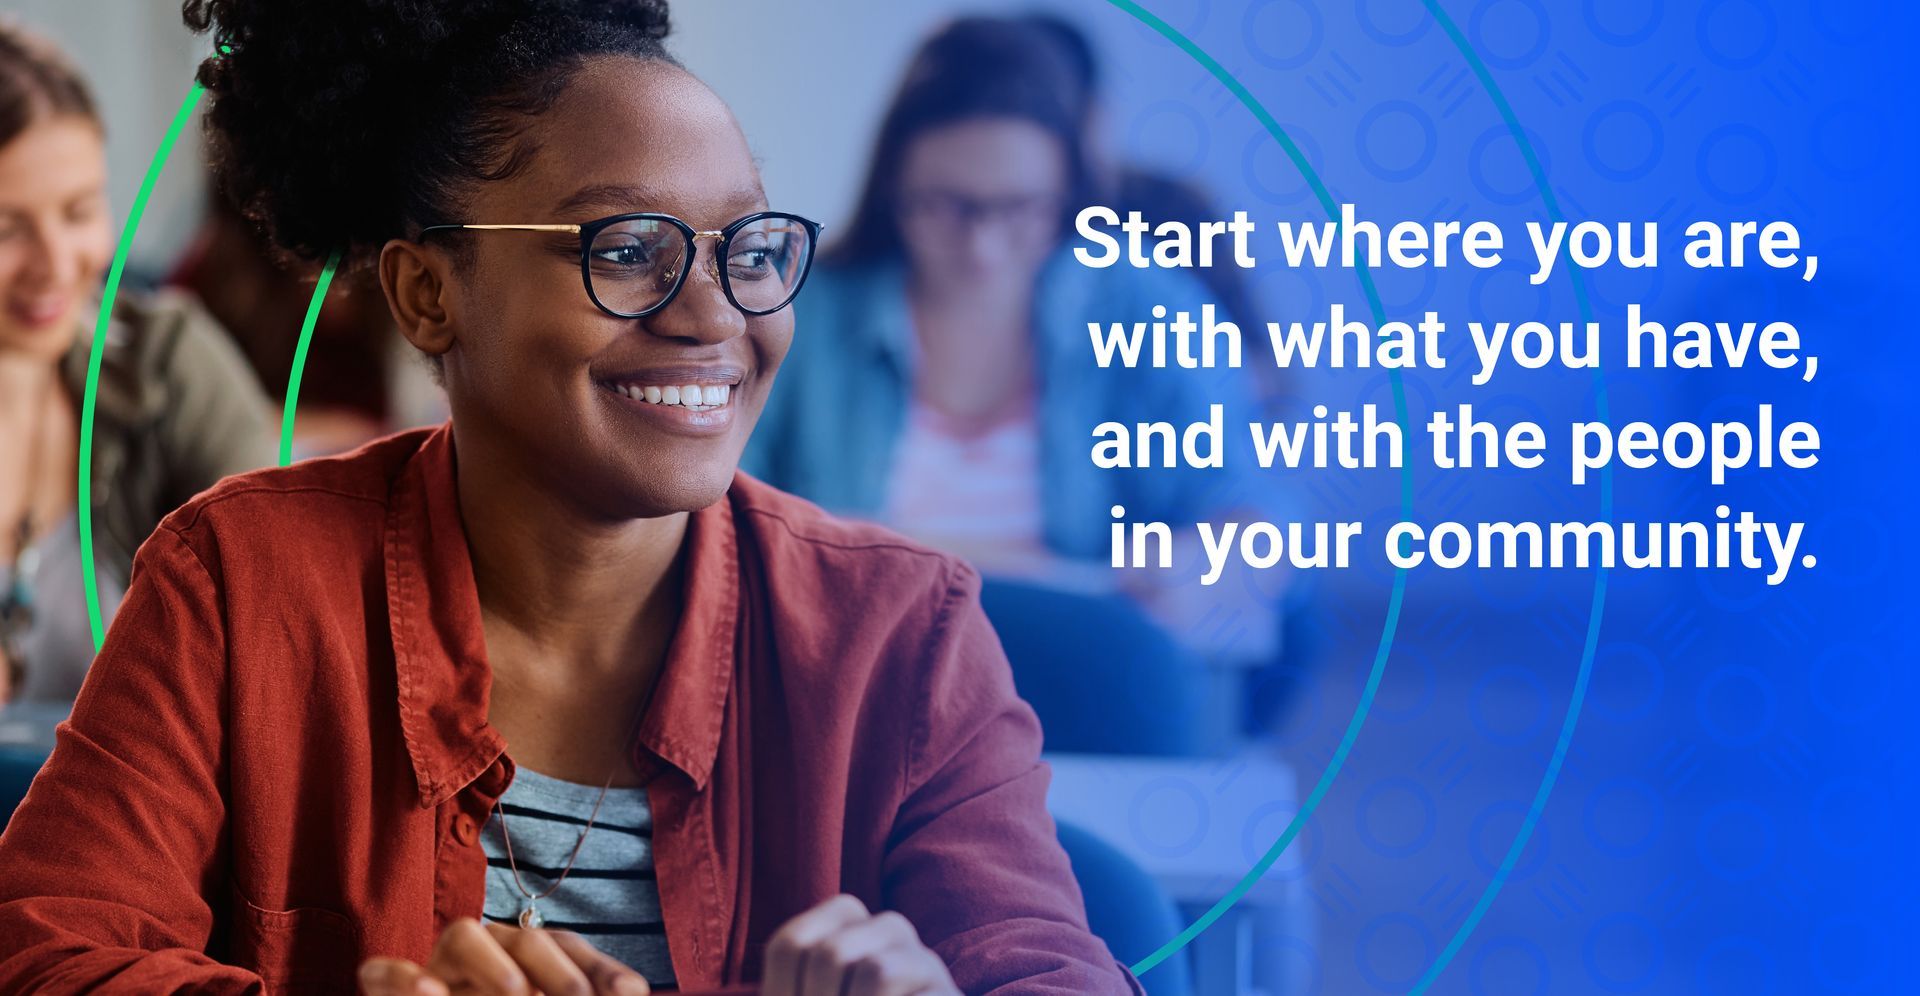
[1057,818,1193,995]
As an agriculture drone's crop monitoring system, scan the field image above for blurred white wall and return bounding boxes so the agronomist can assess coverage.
[1,0,208,277]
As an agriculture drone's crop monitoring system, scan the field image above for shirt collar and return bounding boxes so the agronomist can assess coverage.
[384,424,739,808]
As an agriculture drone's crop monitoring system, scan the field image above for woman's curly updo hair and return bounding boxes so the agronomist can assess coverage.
[181,0,676,268]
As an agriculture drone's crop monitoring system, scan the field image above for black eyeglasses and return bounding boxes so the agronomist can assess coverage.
[419,210,823,320]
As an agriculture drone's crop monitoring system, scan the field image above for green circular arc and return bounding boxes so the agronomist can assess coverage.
[1099,0,1414,978]
[79,82,339,650]
[78,81,205,650]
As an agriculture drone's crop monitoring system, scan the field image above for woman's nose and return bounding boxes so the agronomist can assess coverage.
[645,244,746,344]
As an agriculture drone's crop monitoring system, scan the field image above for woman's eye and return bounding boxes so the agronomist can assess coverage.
[728,244,784,278]
[592,242,654,268]
[65,196,103,225]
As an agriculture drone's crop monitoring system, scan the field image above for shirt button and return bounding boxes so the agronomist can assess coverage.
[452,814,478,845]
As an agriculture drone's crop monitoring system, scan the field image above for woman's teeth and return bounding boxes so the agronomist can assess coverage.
[608,382,732,410]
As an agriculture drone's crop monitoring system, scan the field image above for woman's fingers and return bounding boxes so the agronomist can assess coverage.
[799,910,916,996]
[363,922,651,996]
[763,897,959,996]
[763,894,871,996]
[483,921,594,996]
[362,922,654,996]
[549,929,653,995]
[846,938,960,996]
[358,956,450,996]
[425,917,528,995]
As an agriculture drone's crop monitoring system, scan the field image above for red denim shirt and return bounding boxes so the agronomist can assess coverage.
[0,425,1138,994]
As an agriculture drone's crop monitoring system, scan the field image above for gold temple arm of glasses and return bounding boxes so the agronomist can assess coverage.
[451,224,584,233]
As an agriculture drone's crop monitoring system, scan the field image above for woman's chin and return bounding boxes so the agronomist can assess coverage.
[613,465,738,519]
[0,316,81,363]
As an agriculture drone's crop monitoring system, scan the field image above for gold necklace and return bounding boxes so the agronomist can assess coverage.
[494,769,617,929]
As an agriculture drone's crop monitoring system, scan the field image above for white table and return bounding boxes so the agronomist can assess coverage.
[1047,752,1311,995]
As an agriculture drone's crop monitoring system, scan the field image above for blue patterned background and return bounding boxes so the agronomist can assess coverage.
[1068,0,1919,991]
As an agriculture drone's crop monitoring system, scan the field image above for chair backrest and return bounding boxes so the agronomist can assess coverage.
[0,748,49,832]
[980,577,1207,756]
[1056,819,1193,996]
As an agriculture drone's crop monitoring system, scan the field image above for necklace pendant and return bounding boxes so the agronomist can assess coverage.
[519,902,543,929]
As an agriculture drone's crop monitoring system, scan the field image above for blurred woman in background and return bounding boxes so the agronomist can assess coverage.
[742,16,1281,751]
[0,21,270,705]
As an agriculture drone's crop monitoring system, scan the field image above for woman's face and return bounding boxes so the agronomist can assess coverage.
[430,57,792,519]
[895,117,1067,294]
[0,115,111,363]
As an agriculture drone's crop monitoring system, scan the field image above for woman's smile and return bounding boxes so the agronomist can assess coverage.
[593,362,745,435]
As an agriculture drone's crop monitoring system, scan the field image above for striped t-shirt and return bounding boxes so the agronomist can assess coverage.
[480,767,676,989]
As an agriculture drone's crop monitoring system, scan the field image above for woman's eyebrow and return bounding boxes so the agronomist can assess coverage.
[553,182,770,218]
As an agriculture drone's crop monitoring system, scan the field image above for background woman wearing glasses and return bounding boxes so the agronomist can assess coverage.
[0,2,1136,993]
[742,18,1283,754]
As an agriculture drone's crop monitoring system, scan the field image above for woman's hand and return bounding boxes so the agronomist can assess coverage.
[762,895,959,996]
[359,918,651,996]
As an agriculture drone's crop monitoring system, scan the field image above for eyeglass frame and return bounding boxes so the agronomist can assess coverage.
[417,210,824,320]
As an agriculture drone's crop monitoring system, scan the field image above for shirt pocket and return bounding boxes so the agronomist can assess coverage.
[229,885,362,995]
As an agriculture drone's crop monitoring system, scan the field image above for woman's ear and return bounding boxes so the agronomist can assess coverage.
[378,238,458,358]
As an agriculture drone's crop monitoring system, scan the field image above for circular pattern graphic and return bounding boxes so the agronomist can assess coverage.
[1467,0,1552,70]
[1243,0,1323,70]
[1126,776,1211,858]
[1810,914,1887,989]
[1355,100,1440,183]
[1357,913,1436,990]
[1695,0,1776,70]
[1693,665,1775,748]
[1469,664,1550,745]
[1582,0,1663,47]
[1358,0,1432,46]
[1470,935,1551,996]
[1695,124,1777,204]
[1244,129,1323,206]
[1470,123,1555,205]
[1469,801,1550,880]
[1695,936,1775,996]
[1125,100,1213,178]
[1582,100,1664,183]
[1809,776,1892,859]
[1582,777,1664,857]
[1586,643,1665,724]
[1242,800,1320,877]
[1693,800,1775,882]
[1356,777,1439,858]
[1582,913,1663,993]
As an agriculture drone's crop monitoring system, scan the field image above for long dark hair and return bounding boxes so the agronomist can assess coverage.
[0,21,100,150]
[827,15,1095,266]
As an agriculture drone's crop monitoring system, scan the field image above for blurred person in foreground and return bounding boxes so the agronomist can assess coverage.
[0,1,1138,992]
[0,20,271,706]
[743,16,1281,674]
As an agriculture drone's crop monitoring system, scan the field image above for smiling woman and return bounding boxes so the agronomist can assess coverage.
[0,2,1138,994]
